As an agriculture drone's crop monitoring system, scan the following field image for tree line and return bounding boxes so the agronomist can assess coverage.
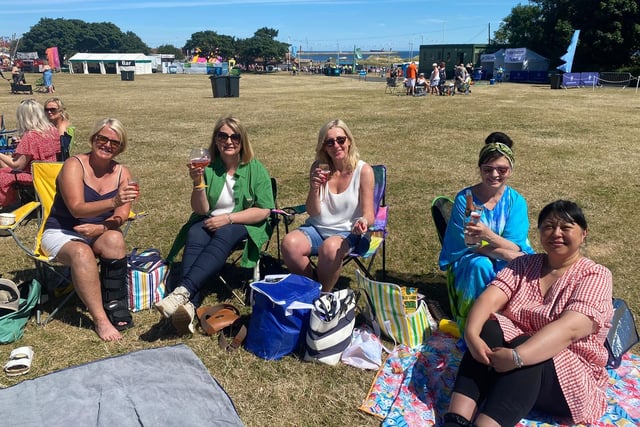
[17,18,288,67]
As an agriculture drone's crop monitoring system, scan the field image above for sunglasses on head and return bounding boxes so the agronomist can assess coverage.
[44,107,59,113]
[324,136,347,147]
[215,131,242,144]
[481,165,510,175]
[94,134,122,149]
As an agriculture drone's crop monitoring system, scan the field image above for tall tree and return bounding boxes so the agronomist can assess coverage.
[237,27,288,66]
[19,18,150,61]
[183,31,236,59]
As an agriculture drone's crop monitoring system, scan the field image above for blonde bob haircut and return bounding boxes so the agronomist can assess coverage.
[89,118,128,154]
[315,119,360,172]
[208,116,254,165]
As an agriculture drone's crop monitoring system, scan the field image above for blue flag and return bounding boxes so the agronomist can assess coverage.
[557,30,580,73]
[291,46,298,58]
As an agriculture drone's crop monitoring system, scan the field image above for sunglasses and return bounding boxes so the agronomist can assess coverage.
[481,165,510,175]
[324,136,347,147]
[44,108,59,113]
[94,134,122,149]
[215,131,242,144]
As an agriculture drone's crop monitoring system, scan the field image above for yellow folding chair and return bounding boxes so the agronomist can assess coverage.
[0,161,139,325]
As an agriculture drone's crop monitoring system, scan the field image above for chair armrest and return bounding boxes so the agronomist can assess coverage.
[0,201,40,232]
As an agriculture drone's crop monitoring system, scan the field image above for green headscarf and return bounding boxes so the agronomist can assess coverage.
[478,142,515,168]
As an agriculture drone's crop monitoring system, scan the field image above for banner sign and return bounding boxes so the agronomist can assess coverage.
[504,48,526,63]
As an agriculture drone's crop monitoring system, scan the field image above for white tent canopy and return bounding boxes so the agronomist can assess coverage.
[68,53,153,75]
[480,48,549,73]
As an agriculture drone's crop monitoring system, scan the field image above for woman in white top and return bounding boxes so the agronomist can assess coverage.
[282,119,375,292]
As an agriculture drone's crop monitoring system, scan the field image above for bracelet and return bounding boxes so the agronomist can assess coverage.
[512,348,524,369]
[227,214,233,224]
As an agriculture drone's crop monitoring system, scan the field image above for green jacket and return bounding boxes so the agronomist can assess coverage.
[167,157,275,267]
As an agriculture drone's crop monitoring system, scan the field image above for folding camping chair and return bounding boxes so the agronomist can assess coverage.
[279,164,388,281]
[0,162,140,325]
[431,196,453,246]
[165,178,280,306]
[384,77,399,94]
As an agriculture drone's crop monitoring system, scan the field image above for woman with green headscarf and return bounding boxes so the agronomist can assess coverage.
[439,132,534,333]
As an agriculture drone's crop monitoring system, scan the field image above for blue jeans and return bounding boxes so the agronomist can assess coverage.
[180,219,248,307]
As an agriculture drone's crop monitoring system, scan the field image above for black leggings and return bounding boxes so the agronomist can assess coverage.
[452,320,571,426]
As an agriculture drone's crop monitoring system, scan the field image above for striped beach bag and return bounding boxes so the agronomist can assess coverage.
[304,288,358,365]
[127,248,168,312]
[356,270,431,349]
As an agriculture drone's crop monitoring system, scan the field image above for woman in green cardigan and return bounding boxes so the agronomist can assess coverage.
[157,116,275,335]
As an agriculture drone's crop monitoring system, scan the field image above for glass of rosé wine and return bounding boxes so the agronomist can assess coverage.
[189,148,211,189]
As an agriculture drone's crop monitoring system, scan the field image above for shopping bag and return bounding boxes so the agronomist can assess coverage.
[341,326,386,370]
[245,274,321,360]
[304,288,357,365]
[127,248,168,312]
[0,279,41,344]
[356,270,431,349]
[606,298,640,368]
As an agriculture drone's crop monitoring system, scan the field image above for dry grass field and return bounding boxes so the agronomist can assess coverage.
[0,71,638,426]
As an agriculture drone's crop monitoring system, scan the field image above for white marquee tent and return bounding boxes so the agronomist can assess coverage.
[68,53,153,75]
[480,48,549,73]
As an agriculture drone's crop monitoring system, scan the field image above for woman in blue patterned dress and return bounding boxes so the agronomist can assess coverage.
[439,132,534,332]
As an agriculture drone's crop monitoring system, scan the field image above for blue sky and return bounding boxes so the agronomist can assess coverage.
[2,0,518,52]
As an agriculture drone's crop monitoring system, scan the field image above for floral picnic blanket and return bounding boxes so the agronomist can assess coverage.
[360,332,640,426]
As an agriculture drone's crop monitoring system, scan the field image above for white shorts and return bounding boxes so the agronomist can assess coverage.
[41,228,93,260]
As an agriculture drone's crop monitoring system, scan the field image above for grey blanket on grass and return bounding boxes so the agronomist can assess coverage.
[0,344,244,427]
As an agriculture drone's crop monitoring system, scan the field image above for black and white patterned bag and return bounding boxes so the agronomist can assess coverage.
[304,289,357,366]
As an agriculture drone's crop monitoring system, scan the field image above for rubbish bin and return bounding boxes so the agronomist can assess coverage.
[228,76,240,97]
[210,75,228,98]
[550,73,562,89]
[121,70,134,81]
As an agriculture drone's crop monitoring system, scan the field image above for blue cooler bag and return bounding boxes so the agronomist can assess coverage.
[245,274,321,360]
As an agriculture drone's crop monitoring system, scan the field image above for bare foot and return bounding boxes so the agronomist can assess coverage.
[95,319,123,341]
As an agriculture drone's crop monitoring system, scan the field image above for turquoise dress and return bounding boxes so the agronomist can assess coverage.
[438,185,534,332]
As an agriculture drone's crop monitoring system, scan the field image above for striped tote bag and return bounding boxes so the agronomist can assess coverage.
[356,270,431,348]
[127,249,168,312]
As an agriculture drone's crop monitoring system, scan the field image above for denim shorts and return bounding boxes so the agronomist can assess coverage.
[298,224,370,256]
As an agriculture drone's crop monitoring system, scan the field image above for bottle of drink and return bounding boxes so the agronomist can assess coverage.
[464,189,474,217]
[464,189,483,248]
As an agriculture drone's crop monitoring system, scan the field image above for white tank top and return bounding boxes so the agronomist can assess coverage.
[306,160,365,238]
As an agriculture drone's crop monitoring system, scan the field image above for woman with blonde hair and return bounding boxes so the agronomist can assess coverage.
[44,97,74,160]
[281,119,375,292]
[44,97,71,135]
[41,118,138,341]
[158,116,275,335]
[0,99,59,207]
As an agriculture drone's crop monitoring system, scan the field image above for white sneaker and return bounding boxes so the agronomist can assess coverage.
[172,302,196,335]
[154,286,190,319]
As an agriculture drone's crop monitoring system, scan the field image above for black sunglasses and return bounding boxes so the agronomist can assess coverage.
[216,131,242,144]
[324,136,347,147]
[94,134,122,149]
[44,108,59,113]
